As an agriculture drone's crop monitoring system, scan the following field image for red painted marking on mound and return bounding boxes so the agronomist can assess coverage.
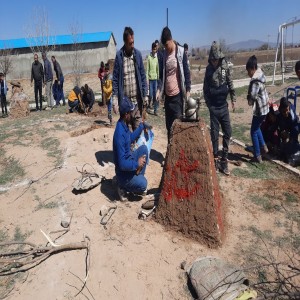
[162,149,201,202]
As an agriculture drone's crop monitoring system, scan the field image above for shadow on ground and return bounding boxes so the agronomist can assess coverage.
[95,150,114,166]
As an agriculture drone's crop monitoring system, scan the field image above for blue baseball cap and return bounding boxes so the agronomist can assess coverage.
[119,96,134,115]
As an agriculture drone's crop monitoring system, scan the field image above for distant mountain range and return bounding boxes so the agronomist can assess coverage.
[141,39,278,58]
[227,39,277,51]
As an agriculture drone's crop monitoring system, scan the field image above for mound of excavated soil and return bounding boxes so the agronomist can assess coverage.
[155,120,225,248]
[9,90,30,119]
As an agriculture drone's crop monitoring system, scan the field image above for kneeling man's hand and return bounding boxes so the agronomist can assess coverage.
[136,155,146,174]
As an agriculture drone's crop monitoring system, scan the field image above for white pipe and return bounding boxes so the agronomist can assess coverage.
[272,19,300,85]
[272,28,280,85]
[281,26,284,83]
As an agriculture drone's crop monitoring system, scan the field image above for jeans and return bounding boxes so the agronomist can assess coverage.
[68,99,79,111]
[107,97,112,119]
[209,105,232,159]
[1,95,7,114]
[149,80,158,112]
[34,81,43,110]
[117,145,148,194]
[251,115,267,157]
[58,76,65,105]
[45,80,53,107]
[165,93,183,142]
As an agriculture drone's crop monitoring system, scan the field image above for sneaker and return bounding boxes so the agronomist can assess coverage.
[147,108,154,115]
[254,155,263,163]
[117,186,128,202]
[154,111,158,116]
[219,159,230,176]
[261,144,269,154]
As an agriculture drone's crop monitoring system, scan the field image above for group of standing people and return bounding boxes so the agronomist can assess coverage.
[30,53,65,111]
[111,25,300,202]
[112,26,191,200]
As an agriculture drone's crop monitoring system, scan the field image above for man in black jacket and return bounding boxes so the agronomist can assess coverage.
[51,56,65,106]
[31,54,44,111]
[203,41,236,175]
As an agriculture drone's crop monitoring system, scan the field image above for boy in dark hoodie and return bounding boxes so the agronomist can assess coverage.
[203,41,236,175]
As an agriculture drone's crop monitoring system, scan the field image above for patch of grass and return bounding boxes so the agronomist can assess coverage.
[34,194,41,202]
[37,127,48,136]
[0,155,25,185]
[231,123,251,143]
[233,107,244,113]
[0,229,8,243]
[198,106,210,124]
[286,211,300,229]
[234,85,248,97]
[283,192,298,203]
[40,136,63,166]
[53,124,66,131]
[231,161,278,179]
[0,132,10,143]
[249,195,273,211]
[274,219,283,228]
[258,270,267,283]
[35,201,59,211]
[248,226,273,241]
[274,235,300,251]
[13,226,31,242]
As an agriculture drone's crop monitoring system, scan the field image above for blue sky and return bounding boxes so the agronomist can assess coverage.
[1,0,300,50]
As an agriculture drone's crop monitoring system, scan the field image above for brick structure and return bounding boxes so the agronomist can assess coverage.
[155,120,224,247]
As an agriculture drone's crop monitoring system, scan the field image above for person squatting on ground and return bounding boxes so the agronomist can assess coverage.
[103,63,113,125]
[0,72,8,117]
[276,97,299,162]
[81,84,95,113]
[113,96,149,201]
[31,53,44,111]
[112,26,148,130]
[67,86,82,113]
[261,104,280,155]
[203,41,236,175]
[42,52,54,109]
[246,55,269,163]
[146,42,159,115]
[51,56,65,106]
[98,61,105,104]
[157,26,191,142]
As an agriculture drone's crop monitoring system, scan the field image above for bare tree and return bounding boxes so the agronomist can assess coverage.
[219,38,229,54]
[219,38,236,61]
[0,45,15,77]
[69,21,85,87]
[25,6,55,54]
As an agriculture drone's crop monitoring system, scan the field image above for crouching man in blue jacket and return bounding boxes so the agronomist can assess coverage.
[113,96,149,201]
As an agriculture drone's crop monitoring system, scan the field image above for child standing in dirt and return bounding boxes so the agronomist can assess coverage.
[203,41,236,175]
[246,55,269,163]
[0,72,8,117]
[103,63,113,125]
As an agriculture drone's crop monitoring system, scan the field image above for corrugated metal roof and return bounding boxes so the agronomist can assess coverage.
[0,31,115,50]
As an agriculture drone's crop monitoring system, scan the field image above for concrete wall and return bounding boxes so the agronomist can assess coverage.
[6,36,116,80]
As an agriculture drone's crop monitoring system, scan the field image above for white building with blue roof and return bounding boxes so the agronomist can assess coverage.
[0,31,116,79]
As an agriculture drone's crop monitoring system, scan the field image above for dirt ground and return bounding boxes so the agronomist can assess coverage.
[0,75,299,299]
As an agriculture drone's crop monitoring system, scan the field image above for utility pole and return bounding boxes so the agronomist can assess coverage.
[267,34,271,62]
[167,8,168,27]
